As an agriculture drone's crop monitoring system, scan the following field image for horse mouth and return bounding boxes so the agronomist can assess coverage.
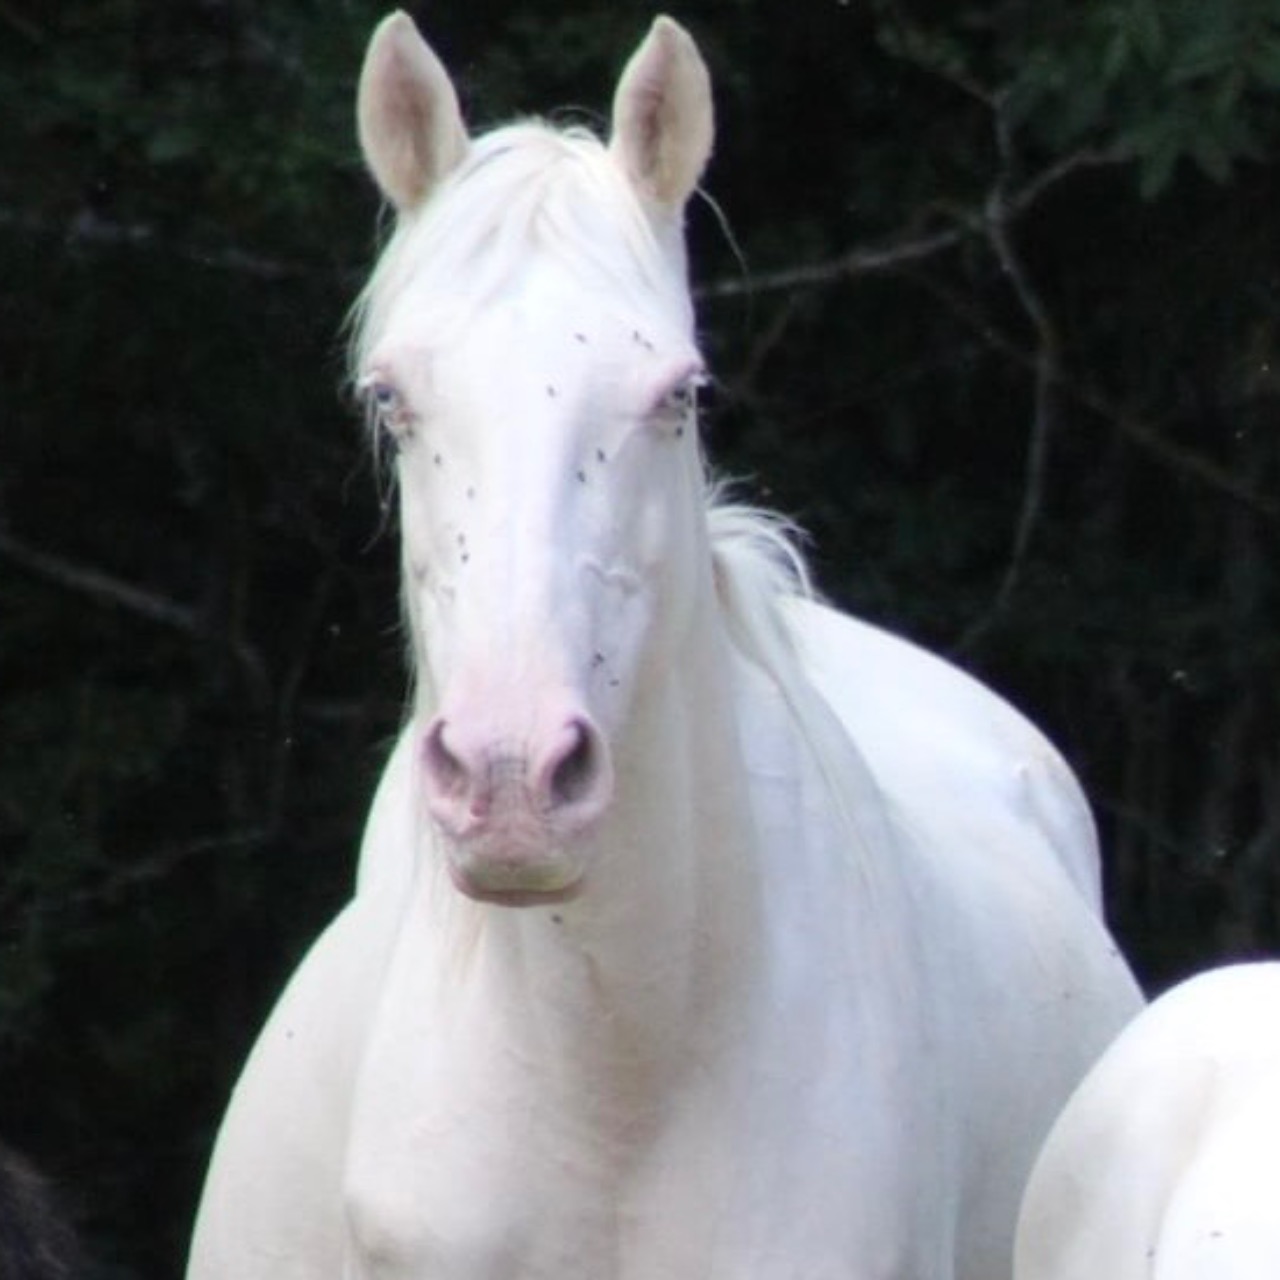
[444,852,585,907]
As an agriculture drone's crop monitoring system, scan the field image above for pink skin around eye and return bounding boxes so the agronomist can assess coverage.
[642,355,705,420]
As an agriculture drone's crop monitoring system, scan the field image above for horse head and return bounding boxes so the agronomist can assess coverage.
[352,14,714,905]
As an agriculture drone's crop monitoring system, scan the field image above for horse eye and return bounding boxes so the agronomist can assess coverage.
[364,380,400,414]
[360,377,415,446]
[652,372,706,434]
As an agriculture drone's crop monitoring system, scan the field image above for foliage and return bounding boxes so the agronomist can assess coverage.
[1,1,1278,1275]
[872,0,1280,194]
[1013,0,1280,195]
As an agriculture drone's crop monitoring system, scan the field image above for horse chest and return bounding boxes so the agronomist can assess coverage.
[342,960,931,1280]
[342,970,689,1279]
[344,1066,625,1279]
[344,1088,912,1280]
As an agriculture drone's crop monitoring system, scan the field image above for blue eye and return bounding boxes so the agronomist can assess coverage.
[360,376,415,447]
[367,380,399,412]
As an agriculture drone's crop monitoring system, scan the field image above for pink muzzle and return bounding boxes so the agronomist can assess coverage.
[419,702,613,903]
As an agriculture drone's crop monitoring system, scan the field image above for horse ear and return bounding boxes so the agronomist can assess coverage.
[357,11,469,212]
[610,16,714,210]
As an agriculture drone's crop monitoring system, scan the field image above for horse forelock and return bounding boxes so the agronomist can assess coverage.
[348,121,691,382]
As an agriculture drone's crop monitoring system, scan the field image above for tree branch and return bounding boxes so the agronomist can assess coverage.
[0,530,272,692]
[696,148,1120,302]
[0,2,43,44]
[916,282,1280,525]
[0,205,333,283]
[697,224,967,302]
[956,95,1066,651]
[0,530,201,634]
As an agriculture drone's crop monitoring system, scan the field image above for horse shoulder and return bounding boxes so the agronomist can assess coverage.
[786,597,1102,907]
[1016,963,1280,1280]
[187,885,404,1279]
[775,599,1141,1278]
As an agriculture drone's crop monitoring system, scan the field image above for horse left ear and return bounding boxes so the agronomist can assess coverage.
[357,11,469,212]
[610,16,714,211]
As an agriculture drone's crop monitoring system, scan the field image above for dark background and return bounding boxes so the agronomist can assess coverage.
[2,1,1278,1274]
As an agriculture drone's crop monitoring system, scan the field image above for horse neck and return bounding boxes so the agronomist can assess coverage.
[457,586,765,1088]
[580,592,762,978]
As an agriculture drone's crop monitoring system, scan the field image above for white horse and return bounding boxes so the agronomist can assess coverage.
[186,13,1141,1279]
[1016,962,1280,1280]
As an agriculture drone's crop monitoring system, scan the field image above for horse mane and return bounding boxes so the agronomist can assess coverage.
[706,489,814,671]
[706,493,889,836]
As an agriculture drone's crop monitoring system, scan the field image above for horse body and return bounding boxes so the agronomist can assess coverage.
[187,13,1140,1279]
[788,599,1105,907]
[1016,963,1280,1280]
[193,610,1130,1280]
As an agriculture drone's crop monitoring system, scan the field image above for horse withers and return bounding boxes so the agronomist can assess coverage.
[187,13,1141,1279]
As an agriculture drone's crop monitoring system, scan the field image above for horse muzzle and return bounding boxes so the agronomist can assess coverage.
[419,708,613,905]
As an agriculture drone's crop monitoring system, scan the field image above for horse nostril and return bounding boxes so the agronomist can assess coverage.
[423,710,610,836]
[423,718,468,800]
[547,719,600,809]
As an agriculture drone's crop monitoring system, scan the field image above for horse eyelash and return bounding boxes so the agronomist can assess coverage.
[358,376,416,448]
[653,372,706,434]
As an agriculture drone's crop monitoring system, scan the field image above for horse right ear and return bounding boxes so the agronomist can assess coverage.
[357,11,469,212]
